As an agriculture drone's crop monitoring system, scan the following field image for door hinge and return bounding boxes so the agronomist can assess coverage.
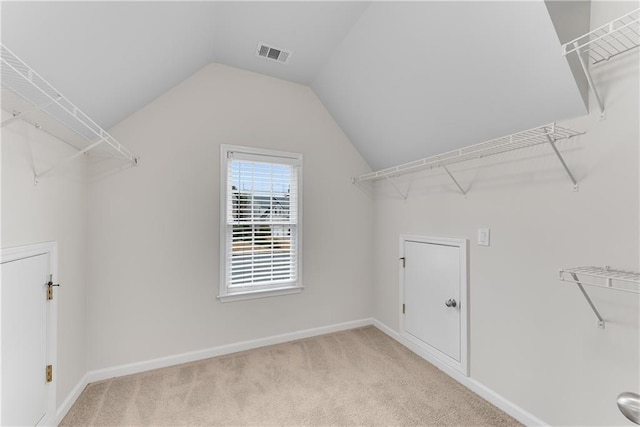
[402,303,405,314]
[400,257,406,268]
[46,365,53,382]
[46,274,60,301]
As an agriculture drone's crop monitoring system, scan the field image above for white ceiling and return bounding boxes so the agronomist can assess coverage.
[311,1,588,169]
[1,1,589,171]
[211,2,369,85]
[1,2,367,130]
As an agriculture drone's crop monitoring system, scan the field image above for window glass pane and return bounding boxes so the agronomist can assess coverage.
[224,153,299,293]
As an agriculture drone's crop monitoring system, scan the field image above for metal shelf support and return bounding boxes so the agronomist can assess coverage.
[570,272,605,328]
[441,164,466,195]
[384,175,408,200]
[33,137,106,185]
[545,132,579,191]
[559,266,640,329]
[575,49,606,119]
[1,96,61,128]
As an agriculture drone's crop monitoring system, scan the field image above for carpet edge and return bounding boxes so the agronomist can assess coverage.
[51,318,374,425]
[53,317,548,427]
[371,319,548,427]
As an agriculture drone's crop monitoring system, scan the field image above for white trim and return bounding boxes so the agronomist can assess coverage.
[1,241,58,427]
[219,144,304,302]
[224,144,302,163]
[399,234,469,376]
[50,318,546,427]
[230,151,302,166]
[217,285,303,302]
[51,319,371,425]
[50,373,89,427]
[0,241,58,264]
[86,318,370,383]
[372,319,548,427]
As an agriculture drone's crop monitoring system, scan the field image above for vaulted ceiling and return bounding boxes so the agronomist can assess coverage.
[1,1,589,171]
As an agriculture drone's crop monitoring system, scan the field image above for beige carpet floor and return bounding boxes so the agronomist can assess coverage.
[61,326,521,426]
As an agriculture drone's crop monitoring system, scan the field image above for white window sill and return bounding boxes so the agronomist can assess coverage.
[218,285,304,303]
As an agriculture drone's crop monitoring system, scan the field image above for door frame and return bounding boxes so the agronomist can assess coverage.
[1,241,58,426]
[399,235,468,376]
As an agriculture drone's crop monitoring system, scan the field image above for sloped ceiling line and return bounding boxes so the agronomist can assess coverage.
[2,1,587,171]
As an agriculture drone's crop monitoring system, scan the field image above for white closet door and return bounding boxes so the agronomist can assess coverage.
[1,253,50,426]
[404,240,461,362]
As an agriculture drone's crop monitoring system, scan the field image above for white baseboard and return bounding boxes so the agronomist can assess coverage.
[53,317,546,427]
[53,318,373,425]
[50,373,89,426]
[371,319,548,427]
[85,318,373,384]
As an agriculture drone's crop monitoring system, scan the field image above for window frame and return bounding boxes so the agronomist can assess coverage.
[218,144,303,302]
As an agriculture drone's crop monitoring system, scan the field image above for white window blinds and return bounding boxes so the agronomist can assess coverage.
[225,151,300,291]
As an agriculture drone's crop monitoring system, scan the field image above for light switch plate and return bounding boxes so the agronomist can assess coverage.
[478,228,490,246]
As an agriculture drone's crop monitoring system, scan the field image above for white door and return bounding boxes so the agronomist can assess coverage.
[401,236,468,375]
[1,246,55,426]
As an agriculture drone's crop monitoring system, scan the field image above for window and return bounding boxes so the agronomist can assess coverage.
[219,145,302,302]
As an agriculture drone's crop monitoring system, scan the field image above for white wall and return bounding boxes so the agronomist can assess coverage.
[544,0,591,107]
[86,63,373,370]
[372,2,639,425]
[1,117,88,409]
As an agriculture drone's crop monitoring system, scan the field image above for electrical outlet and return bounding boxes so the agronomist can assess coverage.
[478,228,490,246]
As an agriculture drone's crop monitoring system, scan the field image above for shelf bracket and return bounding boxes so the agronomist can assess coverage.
[546,133,579,191]
[34,137,107,184]
[384,175,408,200]
[2,44,139,183]
[570,272,605,329]
[441,164,466,195]
[1,97,61,128]
[574,43,606,119]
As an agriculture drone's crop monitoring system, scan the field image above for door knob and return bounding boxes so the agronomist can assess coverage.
[617,392,640,425]
[445,298,457,308]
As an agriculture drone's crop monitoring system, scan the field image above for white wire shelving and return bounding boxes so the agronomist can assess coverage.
[352,122,584,198]
[1,44,139,183]
[559,266,640,329]
[562,8,640,118]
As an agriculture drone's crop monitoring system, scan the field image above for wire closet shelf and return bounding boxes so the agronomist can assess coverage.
[560,266,639,293]
[561,8,640,117]
[559,266,640,329]
[353,122,583,187]
[562,8,640,64]
[1,44,139,182]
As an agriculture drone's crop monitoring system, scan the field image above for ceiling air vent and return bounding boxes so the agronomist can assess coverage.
[256,42,291,64]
